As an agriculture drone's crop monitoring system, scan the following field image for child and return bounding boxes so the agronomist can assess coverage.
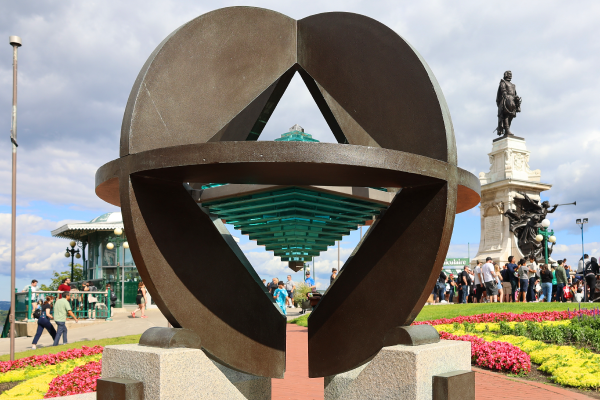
[273,281,288,315]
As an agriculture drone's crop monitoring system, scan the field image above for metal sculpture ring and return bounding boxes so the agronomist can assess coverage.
[95,7,480,379]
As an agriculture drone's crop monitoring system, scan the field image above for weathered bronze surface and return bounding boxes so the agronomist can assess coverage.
[496,70,522,137]
[95,7,480,378]
[504,192,558,262]
[139,327,201,350]
[382,325,440,347]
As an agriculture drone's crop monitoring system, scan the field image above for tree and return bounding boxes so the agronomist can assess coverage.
[41,263,84,290]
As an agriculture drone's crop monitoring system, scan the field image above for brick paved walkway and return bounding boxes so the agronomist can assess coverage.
[273,325,594,399]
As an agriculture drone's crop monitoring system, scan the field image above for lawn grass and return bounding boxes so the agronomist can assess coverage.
[0,334,141,361]
[289,302,587,327]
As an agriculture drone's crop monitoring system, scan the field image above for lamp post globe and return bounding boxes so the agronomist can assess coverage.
[64,252,70,258]
[535,234,544,242]
[541,219,551,228]
[114,228,123,236]
[123,242,129,249]
[106,242,114,250]
[549,235,557,243]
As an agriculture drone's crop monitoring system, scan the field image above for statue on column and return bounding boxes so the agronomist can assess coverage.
[495,71,522,136]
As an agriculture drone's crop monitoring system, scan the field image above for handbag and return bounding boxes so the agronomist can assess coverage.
[88,294,98,302]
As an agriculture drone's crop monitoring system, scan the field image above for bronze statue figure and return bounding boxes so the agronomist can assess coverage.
[504,192,558,261]
[496,71,522,136]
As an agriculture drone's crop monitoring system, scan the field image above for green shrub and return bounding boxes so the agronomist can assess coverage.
[293,283,312,307]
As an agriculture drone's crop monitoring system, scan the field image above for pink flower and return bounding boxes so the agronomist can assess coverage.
[439,331,531,374]
[0,346,104,373]
[44,360,102,398]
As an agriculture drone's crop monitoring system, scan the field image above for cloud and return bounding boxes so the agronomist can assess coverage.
[0,1,599,284]
[0,213,77,278]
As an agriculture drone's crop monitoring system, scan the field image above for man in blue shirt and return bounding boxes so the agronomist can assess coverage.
[506,255,518,302]
[305,272,315,289]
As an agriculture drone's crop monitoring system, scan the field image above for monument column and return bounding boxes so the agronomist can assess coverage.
[471,134,551,266]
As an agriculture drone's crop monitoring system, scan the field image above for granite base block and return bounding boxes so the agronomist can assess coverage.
[102,344,270,400]
[324,340,472,400]
[433,370,475,400]
[97,377,144,400]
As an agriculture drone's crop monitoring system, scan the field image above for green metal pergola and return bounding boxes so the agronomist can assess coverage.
[202,186,387,263]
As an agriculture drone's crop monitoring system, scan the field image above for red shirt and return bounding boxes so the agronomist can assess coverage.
[58,284,71,298]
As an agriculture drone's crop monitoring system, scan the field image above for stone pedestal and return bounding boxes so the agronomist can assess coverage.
[102,344,270,400]
[472,136,552,266]
[324,340,471,400]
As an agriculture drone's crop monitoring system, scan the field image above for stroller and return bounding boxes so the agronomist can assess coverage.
[299,289,322,314]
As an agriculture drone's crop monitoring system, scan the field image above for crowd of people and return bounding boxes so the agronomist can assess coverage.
[435,254,600,304]
[262,268,338,315]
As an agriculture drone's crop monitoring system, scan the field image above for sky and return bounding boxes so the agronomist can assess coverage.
[0,0,599,299]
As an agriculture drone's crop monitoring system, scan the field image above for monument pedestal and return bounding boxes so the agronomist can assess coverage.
[324,340,472,400]
[101,344,271,400]
[472,136,551,266]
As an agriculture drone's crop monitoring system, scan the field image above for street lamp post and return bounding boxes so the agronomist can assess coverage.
[576,218,588,300]
[8,35,22,362]
[535,219,556,264]
[64,241,81,283]
[106,228,129,307]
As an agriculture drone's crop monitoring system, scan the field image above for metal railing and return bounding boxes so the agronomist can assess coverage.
[12,288,113,323]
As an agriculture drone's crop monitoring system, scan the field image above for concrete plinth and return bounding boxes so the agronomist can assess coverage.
[324,340,471,400]
[102,344,270,400]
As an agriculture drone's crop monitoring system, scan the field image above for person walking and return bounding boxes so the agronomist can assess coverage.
[273,281,288,315]
[132,282,148,318]
[482,257,498,303]
[518,259,529,303]
[53,292,78,346]
[31,296,56,349]
[584,257,599,302]
[555,260,568,302]
[285,275,296,308]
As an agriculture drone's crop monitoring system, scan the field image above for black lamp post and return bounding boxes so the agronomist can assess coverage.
[64,241,81,282]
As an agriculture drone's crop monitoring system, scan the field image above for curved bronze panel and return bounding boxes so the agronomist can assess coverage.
[298,12,455,163]
[95,7,481,379]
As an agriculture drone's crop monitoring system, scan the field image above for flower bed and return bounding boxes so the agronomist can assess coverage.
[439,331,530,375]
[436,325,600,388]
[0,346,103,373]
[0,356,101,400]
[44,361,101,398]
[0,355,101,384]
[413,308,594,327]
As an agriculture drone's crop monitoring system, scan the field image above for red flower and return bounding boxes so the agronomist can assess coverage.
[44,360,103,398]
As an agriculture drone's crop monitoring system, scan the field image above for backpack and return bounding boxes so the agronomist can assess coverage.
[33,308,41,319]
[585,261,593,275]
